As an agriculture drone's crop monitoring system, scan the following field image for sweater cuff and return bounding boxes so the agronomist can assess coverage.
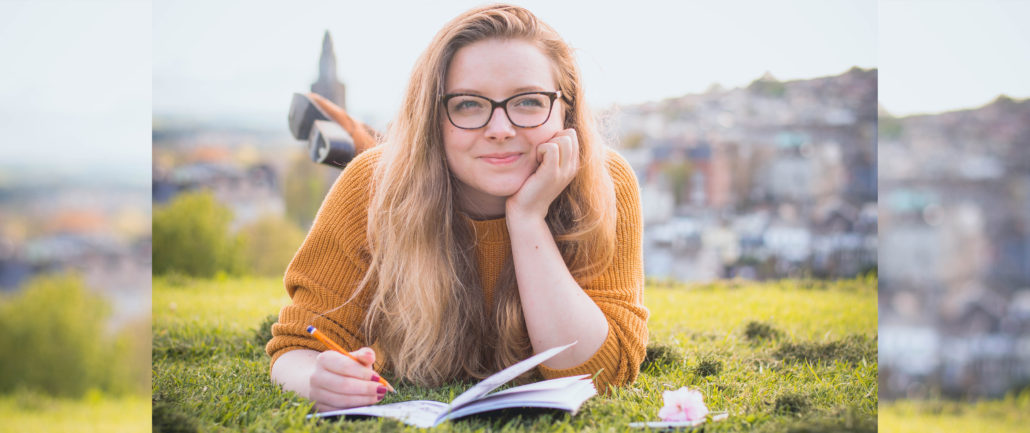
[536,323,620,388]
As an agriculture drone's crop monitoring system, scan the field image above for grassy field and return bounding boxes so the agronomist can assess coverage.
[0,392,149,433]
[153,275,878,432]
[879,395,1030,433]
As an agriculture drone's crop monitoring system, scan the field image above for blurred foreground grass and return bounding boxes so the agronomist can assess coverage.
[153,275,877,432]
[879,395,1030,433]
[0,392,149,433]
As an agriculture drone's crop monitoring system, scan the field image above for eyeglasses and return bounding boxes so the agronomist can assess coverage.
[442,90,562,130]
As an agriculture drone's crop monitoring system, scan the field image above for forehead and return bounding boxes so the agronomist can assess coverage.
[445,38,556,96]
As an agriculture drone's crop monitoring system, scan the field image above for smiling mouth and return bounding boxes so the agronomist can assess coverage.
[480,153,521,165]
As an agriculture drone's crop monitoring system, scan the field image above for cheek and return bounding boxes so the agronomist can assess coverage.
[526,114,565,146]
[441,126,478,176]
[442,124,472,156]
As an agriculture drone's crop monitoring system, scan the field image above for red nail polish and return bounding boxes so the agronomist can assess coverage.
[370,372,381,383]
[377,385,387,394]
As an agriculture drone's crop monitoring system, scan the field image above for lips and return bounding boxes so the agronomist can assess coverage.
[480,152,521,165]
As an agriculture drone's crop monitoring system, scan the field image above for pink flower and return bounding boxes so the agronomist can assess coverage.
[658,387,709,422]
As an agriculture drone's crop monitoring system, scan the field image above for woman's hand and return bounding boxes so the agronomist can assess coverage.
[308,347,387,412]
[505,128,580,220]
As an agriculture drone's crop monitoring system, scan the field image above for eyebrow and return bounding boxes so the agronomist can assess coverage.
[446,85,549,95]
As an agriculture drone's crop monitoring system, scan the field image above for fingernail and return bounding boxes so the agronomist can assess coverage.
[370,372,381,383]
[377,385,387,394]
[377,393,385,401]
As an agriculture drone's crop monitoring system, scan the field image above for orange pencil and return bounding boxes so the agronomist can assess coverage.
[307,325,395,392]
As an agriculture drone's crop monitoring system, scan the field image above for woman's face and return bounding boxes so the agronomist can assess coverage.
[442,38,564,217]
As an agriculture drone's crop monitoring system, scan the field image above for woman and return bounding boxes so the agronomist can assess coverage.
[268,4,648,412]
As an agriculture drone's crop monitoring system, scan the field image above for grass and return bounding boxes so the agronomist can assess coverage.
[879,394,1030,433]
[0,391,150,433]
[153,275,878,432]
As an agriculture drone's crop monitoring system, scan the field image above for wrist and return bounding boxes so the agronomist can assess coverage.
[271,349,319,398]
[505,208,548,233]
[505,204,545,224]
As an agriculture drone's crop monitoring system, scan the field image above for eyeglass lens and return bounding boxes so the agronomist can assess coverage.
[446,93,553,129]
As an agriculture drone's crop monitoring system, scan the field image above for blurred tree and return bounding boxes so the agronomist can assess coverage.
[0,274,109,397]
[152,191,244,277]
[748,75,786,98]
[107,315,152,395]
[878,115,903,140]
[283,152,332,229]
[662,160,693,207]
[620,132,646,150]
[236,214,306,277]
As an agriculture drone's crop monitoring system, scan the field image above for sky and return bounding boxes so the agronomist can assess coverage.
[1,0,1028,183]
[150,0,877,128]
[0,0,150,184]
[878,0,1030,116]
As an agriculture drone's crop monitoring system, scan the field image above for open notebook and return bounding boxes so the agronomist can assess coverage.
[310,342,596,428]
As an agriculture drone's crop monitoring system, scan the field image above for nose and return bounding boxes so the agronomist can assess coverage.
[483,106,516,141]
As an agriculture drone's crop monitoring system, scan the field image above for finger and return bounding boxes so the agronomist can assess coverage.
[557,135,575,171]
[567,132,580,174]
[311,386,383,410]
[352,347,376,367]
[316,351,378,381]
[537,141,560,169]
[311,371,385,397]
[550,129,576,169]
[543,130,576,162]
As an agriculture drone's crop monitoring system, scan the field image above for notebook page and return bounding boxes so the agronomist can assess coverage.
[311,400,449,428]
[445,341,576,412]
[442,378,596,422]
[485,374,591,398]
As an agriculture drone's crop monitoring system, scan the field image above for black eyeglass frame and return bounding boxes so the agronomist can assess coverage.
[441,90,563,130]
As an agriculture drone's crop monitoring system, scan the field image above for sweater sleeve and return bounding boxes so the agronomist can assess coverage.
[536,149,650,392]
[266,149,383,370]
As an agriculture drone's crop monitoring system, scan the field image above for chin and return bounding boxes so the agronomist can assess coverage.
[477,176,528,198]
[482,183,522,198]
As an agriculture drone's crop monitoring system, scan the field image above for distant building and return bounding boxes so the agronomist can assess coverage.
[616,67,877,282]
[311,31,347,109]
[0,236,31,291]
[153,160,283,231]
[879,97,1030,398]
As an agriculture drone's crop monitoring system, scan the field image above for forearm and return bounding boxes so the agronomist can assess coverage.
[270,349,319,398]
[507,215,609,369]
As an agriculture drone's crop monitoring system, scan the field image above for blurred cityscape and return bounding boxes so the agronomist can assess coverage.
[152,125,294,230]
[151,68,879,283]
[878,96,1030,398]
[615,67,878,282]
[0,175,151,327]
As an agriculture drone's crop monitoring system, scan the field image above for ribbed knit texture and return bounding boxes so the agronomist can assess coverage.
[267,146,649,391]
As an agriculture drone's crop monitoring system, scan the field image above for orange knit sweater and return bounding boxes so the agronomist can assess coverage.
[266,146,649,391]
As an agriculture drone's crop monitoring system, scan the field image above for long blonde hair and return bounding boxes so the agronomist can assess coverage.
[359,4,616,386]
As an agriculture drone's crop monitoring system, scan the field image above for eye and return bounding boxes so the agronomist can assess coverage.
[451,97,486,112]
[513,95,546,108]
